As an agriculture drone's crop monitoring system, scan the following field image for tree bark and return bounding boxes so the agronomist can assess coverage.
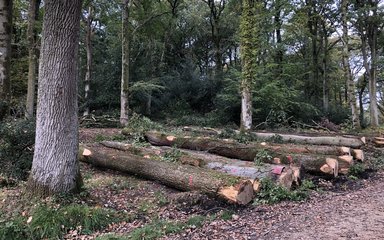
[83,4,94,117]
[144,131,364,152]
[0,0,12,120]
[80,144,254,205]
[143,132,356,176]
[249,132,365,148]
[27,0,83,196]
[120,0,130,126]
[239,0,258,131]
[25,0,41,119]
[100,141,297,189]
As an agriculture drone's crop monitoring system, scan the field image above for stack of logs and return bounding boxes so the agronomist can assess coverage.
[79,128,366,205]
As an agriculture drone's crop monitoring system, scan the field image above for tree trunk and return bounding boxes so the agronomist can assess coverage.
[239,0,256,131]
[27,0,83,196]
[80,144,255,205]
[341,0,360,129]
[143,132,356,176]
[368,20,379,127]
[100,141,298,189]
[83,4,93,117]
[25,0,41,119]
[0,0,12,120]
[120,0,130,126]
[249,132,365,148]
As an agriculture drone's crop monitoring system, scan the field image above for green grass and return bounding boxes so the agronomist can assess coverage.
[127,215,208,240]
[0,203,123,240]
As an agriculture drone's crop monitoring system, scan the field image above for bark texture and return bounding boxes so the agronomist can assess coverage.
[249,132,365,148]
[100,141,297,189]
[28,0,83,196]
[144,132,355,176]
[83,4,94,117]
[239,0,257,131]
[80,144,254,205]
[0,0,12,119]
[120,0,130,126]
[25,0,41,118]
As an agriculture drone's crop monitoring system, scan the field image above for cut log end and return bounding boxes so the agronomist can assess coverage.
[83,148,92,156]
[338,155,354,165]
[326,158,339,177]
[218,180,254,205]
[351,149,364,162]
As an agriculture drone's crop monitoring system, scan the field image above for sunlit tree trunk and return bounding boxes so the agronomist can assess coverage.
[120,0,130,126]
[25,0,41,119]
[28,0,83,196]
[341,0,360,129]
[83,4,94,117]
[0,0,12,120]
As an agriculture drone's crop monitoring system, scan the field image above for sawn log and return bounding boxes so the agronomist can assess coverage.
[100,141,297,189]
[143,132,354,176]
[79,144,254,205]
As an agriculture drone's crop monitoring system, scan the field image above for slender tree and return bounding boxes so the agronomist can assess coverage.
[0,0,12,120]
[28,0,83,196]
[83,2,94,117]
[120,0,130,126]
[25,0,41,119]
[341,0,360,128]
[240,0,258,131]
[202,0,226,79]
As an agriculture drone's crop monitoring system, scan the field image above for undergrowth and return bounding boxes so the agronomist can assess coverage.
[253,178,315,205]
[0,118,35,180]
[0,203,123,240]
[122,113,162,144]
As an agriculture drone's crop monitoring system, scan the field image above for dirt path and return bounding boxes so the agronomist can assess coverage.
[163,172,384,240]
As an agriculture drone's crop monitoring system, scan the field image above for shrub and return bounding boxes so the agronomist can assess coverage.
[253,178,310,205]
[0,118,35,180]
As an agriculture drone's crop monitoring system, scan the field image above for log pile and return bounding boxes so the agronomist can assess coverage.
[143,131,364,177]
[79,128,367,205]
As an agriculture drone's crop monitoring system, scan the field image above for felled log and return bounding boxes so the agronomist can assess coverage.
[144,131,351,159]
[79,144,254,205]
[144,132,352,176]
[100,141,296,189]
[373,137,384,147]
[249,132,366,148]
[100,141,203,167]
[182,126,222,136]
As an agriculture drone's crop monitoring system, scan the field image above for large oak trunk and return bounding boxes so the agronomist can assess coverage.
[80,144,255,205]
[27,0,83,196]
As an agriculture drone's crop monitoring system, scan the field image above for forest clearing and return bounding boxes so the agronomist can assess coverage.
[2,0,384,239]
[2,121,384,239]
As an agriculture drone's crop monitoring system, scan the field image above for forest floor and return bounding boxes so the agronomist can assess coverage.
[1,128,384,240]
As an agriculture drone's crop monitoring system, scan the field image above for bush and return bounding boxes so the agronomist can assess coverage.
[0,118,35,180]
[122,113,162,144]
[253,178,310,205]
